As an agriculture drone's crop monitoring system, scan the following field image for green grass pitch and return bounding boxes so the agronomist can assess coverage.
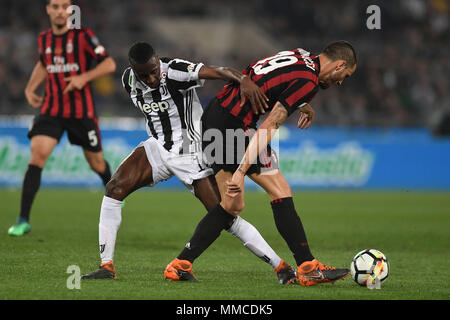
[1,189,449,300]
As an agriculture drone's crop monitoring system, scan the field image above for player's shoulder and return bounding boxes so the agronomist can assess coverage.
[167,57,197,67]
[77,26,94,34]
[38,28,52,39]
[292,48,320,76]
[122,67,133,85]
[166,58,202,76]
[160,57,172,64]
[65,26,97,39]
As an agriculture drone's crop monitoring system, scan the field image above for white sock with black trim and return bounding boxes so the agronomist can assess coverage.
[99,196,123,264]
[227,216,281,269]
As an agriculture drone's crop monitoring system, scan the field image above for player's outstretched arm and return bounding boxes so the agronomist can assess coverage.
[198,65,269,114]
[63,56,116,94]
[24,61,47,108]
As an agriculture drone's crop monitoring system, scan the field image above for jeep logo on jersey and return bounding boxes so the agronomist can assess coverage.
[137,100,170,114]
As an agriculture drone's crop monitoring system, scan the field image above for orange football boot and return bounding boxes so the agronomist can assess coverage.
[274,260,299,285]
[164,258,198,281]
[297,259,349,286]
[81,261,117,280]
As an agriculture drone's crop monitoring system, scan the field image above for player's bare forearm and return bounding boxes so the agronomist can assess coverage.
[63,57,116,94]
[25,61,47,108]
[198,65,245,83]
[25,61,47,94]
[238,102,287,175]
[81,57,116,83]
[199,65,269,114]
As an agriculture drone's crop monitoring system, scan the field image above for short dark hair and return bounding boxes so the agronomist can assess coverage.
[46,0,73,4]
[322,41,357,67]
[128,42,155,65]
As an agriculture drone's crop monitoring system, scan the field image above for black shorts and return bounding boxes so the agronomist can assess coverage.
[202,98,278,175]
[27,114,102,152]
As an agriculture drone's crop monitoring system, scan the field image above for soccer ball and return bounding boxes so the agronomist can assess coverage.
[350,249,389,287]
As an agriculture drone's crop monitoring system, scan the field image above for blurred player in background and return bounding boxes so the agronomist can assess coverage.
[81,42,298,285]
[8,0,116,236]
[166,41,357,286]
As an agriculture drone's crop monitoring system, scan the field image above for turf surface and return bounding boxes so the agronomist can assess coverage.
[1,189,449,300]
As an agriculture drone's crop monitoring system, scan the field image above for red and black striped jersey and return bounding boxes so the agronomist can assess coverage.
[216,48,320,129]
[37,27,109,119]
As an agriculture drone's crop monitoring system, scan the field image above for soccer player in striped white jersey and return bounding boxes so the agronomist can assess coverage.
[82,42,298,284]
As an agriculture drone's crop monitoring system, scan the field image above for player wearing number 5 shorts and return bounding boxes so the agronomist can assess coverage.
[7,0,116,236]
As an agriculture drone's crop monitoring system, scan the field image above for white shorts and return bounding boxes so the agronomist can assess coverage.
[139,137,213,193]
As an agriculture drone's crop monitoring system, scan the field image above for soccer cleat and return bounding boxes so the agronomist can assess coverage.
[274,260,298,285]
[8,218,31,237]
[81,261,117,280]
[164,258,198,281]
[297,259,349,287]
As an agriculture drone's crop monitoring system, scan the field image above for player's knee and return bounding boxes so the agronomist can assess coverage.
[221,200,244,216]
[234,201,245,215]
[105,178,126,201]
[29,150,50,167]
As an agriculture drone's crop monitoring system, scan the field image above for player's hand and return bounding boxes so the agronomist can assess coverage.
[240,76,269,115]
[225,170,245,198]
[297,103,315,129]
[63,74,88,94]
[25,89,44,108]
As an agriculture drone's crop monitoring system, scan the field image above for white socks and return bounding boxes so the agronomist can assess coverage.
[99,196,123,264]
[227,216,282,269]
[98,196,281,269]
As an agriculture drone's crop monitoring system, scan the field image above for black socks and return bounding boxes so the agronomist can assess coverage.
[19,164,43,222]
[271,197,314,266]
[176,197,313,266]
[18,160,110,223]
[177,204,236,263]
[98,161,112,186]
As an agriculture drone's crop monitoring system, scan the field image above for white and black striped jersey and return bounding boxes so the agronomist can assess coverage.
[121,58,205,154]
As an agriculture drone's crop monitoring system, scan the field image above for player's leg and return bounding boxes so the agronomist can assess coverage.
[82,146,153,279]
[248,169,314,265]
[83,149,111,186]
[167,171,297,284]
[66,118,112,186]
[215,169,246,216]
[16,136,57,225]
[214,170,297,283]
[8,115,63,236]
[174,170,240,265]
[249,170,349,286]
[164,175,224,281]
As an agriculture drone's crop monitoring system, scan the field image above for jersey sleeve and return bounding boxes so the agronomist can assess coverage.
[37,34,46,65]
[167,58,205,91]
[277,79,318,116]
[82,28,109,63]
[121,67,132,95]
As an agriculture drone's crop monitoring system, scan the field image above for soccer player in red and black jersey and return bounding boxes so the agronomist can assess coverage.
[8,0,116,236]
[165,41,357,286]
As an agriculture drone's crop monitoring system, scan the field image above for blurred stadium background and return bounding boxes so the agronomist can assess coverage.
[0,0,449,189]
